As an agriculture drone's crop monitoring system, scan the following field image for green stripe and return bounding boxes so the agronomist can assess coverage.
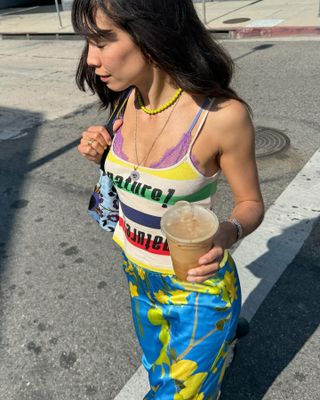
[114,177,218,207]
[171,181,218,204]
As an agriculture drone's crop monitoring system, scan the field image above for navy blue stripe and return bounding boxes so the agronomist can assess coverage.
[120,201,161,229]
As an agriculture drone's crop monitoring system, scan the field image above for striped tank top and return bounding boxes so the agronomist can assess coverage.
[104,97,219,273]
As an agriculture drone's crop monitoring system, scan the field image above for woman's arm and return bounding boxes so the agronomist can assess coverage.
[187,100,264,283]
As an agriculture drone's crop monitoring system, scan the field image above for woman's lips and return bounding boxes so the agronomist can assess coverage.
[99,75,111,82]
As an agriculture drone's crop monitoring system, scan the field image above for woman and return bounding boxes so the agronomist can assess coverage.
[73,0,264,399]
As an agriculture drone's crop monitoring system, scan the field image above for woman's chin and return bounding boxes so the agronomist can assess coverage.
[105,82,132,92]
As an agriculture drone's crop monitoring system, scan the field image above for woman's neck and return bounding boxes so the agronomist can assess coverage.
[134,68,180,110]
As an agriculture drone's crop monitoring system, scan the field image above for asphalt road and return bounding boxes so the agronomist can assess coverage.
[0,38,319,400]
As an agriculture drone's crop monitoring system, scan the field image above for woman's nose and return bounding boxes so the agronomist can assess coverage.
[86,43,101,68]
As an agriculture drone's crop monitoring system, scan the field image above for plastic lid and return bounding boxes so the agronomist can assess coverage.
[160,201,219,243]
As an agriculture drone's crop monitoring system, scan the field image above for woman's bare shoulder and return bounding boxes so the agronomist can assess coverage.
[206,97,254,149]
[210,97,251,126]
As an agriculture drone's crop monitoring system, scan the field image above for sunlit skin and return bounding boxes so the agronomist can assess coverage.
[78,9,264,283]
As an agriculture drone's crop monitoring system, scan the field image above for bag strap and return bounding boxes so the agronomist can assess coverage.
[105,88,132,138]
[100,88,132,171]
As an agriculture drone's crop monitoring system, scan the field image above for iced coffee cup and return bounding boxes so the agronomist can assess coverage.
[161,201,219,281]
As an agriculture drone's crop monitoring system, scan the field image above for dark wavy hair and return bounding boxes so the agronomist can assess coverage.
[72,0,247,109]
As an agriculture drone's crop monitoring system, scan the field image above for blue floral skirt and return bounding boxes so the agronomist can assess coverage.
[122,251,241,400]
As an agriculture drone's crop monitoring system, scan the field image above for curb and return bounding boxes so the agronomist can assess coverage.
[0,32,80,40]
[226,26,320,39]
[1,26,320,41]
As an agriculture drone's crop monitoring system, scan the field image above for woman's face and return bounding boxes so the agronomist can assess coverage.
[86,8,150,91]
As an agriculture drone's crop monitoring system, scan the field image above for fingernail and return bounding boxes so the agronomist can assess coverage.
[187,277,196,283]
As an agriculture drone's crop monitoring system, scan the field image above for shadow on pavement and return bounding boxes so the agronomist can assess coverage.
[221,217,320,399]
[0,106,42,344]
[26,137,79,172]
[233,44,274,62]
[207,0,264,24]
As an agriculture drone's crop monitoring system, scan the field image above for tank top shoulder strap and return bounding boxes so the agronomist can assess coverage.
[185,97,210,133]
[188,97,216,152]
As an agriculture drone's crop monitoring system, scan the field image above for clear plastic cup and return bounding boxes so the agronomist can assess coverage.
[161,201,219,281]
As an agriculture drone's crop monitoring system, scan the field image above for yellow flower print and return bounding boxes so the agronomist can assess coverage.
[210,342,227,374]
[148,307,166,325]
[125,264,133,272]
[194,393,205,400]
[203,280,222,295]
[218,359,227,384]
[174,395,184,400]
[215,319,225,331]
[218,250,229,269]
[155,290,170,305]
[179,372,208,398]
[138,267,146,280]
[170,359,198,381]
[125,263,136,277]
[148,307,171,376]
[228,253,235,268]
[222,287,231,305]
[129,282,138,297]
[224,271,237,302]
[169,290,190,305]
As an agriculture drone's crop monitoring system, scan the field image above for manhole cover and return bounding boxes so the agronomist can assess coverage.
[223,18,251,24]
[255,126,290,157]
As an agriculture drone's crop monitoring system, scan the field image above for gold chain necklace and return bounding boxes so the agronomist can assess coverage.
[136,87,182,115]
[130,92,181,181]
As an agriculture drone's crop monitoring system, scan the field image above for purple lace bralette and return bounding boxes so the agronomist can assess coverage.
[113,127,199,169]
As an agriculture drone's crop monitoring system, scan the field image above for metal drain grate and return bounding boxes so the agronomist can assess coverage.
[255,126,290,157]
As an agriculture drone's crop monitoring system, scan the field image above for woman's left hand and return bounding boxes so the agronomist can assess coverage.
[186,221,237,283]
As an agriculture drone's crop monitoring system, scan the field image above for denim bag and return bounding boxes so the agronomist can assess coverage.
[87,90,130,231]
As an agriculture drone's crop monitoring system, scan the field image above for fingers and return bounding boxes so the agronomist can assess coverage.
[113,118,123,133]
[84,125,112,147]
[81,136,105,156]
[78,125,112,164]
[187,246,224,283]
[77,143,102,164]
[198,245,224,266]
[187,263,220,283]
[78,119,123,163]
[187,273,215,283]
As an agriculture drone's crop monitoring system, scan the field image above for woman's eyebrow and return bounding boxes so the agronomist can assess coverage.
[87,29,117,44]
[98,29,117,41]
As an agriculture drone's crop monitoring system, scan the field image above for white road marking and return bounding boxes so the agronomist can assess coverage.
[238,149,319,320]
[114,148,320,399]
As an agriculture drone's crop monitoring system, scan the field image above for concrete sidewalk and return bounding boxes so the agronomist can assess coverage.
[0,0,319,39]
[200,0,320,38]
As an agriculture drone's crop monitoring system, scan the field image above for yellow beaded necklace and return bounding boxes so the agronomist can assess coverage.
[136,87,182,115]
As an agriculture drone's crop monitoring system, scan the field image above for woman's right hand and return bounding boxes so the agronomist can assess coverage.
[78,119,123,164]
